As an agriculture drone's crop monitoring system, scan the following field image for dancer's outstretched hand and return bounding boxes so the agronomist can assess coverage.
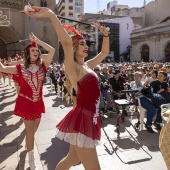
[21,3,54,19]
[29,32,40,43]
[91,22,109,37]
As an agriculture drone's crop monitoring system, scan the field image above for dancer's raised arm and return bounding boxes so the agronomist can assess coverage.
[22,5,77,77]
[0,62,17,74]
[86,23,110,69]
[29,32,55,68]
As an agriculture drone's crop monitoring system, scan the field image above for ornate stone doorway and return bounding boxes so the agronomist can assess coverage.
[141,45,149,62]
[0,39,7,59]
[0,26,21,58]
[165,42,170,62]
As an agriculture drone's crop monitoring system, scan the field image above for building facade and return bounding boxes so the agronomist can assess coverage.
[98,1,117,15]
[57,0,84,25]
[130,0,170,62]
[0,0,59,61]
[98,1,129,17]
[75,13,123,61]
[99,17,134,61]
[131,20,170,62]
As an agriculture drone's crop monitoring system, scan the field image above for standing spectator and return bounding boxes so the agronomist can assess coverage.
[50,67,59,93]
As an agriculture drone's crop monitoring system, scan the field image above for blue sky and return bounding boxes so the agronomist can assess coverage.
[56,0,153,13]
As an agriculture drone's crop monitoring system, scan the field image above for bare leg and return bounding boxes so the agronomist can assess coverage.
[8,75,12,86]
[22,118,41,150]
[0,73,2,84]
[55,144,80,170]
[3,74,6,84]
[74,146,100,170]
[22,118,40,170]
[34,118,41,134]
[22,119,35,151]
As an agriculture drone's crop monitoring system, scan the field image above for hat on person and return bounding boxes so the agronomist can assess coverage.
[56,64,61,67]
[102,64,108,69]
[107,63,113,67]
[113,66,119,70]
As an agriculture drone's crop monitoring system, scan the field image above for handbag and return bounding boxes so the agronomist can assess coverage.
[141,85,167,109]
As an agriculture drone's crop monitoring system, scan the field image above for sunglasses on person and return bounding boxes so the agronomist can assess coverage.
[94,69,99,71]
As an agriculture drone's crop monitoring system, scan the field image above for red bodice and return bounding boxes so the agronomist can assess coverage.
[14,64,47,120]
[56,72,101,148]
[16,64,46,102]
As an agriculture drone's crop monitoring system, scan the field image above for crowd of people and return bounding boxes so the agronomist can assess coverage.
[0,3,170,170]
[1,47,170,170]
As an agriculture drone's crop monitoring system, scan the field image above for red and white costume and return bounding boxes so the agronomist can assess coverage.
[56,73,101,148]
[14,64,47,120]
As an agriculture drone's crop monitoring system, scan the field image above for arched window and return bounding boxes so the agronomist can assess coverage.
[40,0,47,7]
[141,45,149,62]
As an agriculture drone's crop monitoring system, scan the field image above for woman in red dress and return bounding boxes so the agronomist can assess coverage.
[25,5,109,170]
[0,33,55,170]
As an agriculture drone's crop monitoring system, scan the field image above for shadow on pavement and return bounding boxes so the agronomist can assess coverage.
[14,150,27,170]
[52,97,72,108]
[102,127,155,164]
[0,111,23,142]
[0,88,16,111]
[0,128,25,165]
[0,109,25,166]
[40,137,69,170]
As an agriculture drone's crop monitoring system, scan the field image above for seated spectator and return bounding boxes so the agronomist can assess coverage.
[109,69,127,115]
[149,70,158,83]
[126,67,134,82]
[130,71,158,133]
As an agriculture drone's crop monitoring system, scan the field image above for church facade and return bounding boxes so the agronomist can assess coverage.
[0,0,59,61]
[130,0,170,62]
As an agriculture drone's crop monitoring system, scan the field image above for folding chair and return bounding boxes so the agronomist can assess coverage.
[112,89,140,135]
[138,97,146,130]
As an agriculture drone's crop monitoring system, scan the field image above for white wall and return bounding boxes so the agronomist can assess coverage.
[99,17,134,55]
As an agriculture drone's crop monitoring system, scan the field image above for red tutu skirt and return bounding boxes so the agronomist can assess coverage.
[56,106,101,148]
[14,95,45,120]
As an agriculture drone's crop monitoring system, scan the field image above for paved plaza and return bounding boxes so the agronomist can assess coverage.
[0,81,167,170]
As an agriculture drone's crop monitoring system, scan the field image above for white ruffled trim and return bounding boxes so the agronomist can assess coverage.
[93,97,100,125]
[56,129,100,148]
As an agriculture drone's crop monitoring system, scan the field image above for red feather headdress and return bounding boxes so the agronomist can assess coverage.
[64,25,84,43]
[25,41,38,53]
[30,41,37,47]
